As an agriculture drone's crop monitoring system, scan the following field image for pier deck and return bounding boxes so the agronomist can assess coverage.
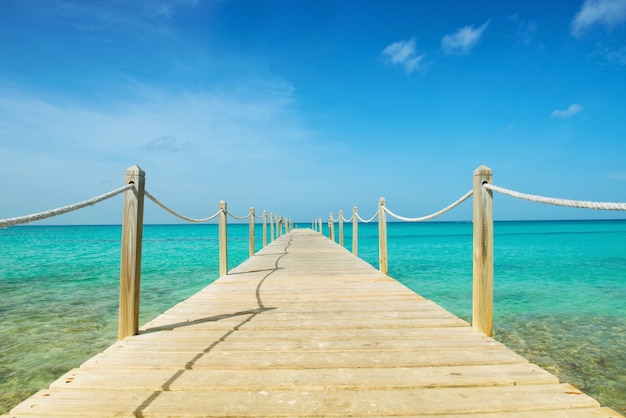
[6,229,622,417]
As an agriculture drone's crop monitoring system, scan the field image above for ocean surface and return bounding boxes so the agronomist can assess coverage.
[1,220,625,414]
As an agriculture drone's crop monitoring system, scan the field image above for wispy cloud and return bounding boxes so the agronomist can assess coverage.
[441,21,489,55]
[0,78,314,221]
[26,0,199,32]
[551,103,583,118]
[571,0,626,37]
[381,38,425,74]
[144,135,190,152]
[609,171,626,180]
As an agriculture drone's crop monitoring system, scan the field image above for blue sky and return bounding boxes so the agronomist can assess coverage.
[1,0,626,224]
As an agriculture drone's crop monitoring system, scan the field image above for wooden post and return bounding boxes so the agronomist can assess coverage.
[378,197,388,274]
[270,213,274,242]
[262,210,267,247]
[473,165,494,337]
[339,210,344,247]
[352,206,358,256]
[318,217,322,235]
[219,200,228,277]
[329,214,335,241]
[118,165,145,340]
[249,207,255,257]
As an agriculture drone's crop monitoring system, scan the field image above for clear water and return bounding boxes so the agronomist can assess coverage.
[1,221,625,414]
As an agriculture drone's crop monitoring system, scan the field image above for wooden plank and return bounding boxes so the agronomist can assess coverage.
[7,229,623,417]
[80,347,529,370]
[51,363,558,391]
[9,384,604,417]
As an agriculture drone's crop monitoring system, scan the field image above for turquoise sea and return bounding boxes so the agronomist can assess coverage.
[1,220,625,414]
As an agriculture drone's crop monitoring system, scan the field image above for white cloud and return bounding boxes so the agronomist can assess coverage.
[441,21,489,55]
[571,0,626,37]
[550,103,583,118]
[381,38,425,74]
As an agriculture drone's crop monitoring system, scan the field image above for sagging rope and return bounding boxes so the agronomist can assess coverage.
[356,210,379,223]
[226,210,252,221]
[0,184,134,228]
[145,190,222,223]
[484,184,626,211]
[382,190,474,222]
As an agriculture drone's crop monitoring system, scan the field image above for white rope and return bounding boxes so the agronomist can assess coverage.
[226,210,252,221]
[330,215,338,223]
[341,213,353,222]
[0,184,133,228]
[356,209,380,223]
[382,190,474,222]
[484,184,626,211]
[145,190,222,222]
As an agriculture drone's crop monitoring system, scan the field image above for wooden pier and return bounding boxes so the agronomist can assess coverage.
[5,229,622,417]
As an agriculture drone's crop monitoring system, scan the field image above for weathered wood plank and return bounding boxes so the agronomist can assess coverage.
[52,363,558,391]
[9,384,605,417]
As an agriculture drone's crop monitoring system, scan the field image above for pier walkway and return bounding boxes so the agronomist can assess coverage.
[6,229,622,417]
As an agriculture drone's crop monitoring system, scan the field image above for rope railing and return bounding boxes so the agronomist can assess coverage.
[0,184,133,228]
[145,190,222,223]
[484,183,626,211]
[226,210,252,221]
[316,164,626,339]
[382,190,474,222]
[3,165,289,341]
[356,210,379,223]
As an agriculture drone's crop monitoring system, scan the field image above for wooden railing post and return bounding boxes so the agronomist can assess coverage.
[352,206,358,256]
[118,165,145,340]
[318,217,322,235]
[219,200,228,276]
[262,210,267,247]
[249,207,255,257]
[329,214,335,241]
[270,213,275,242]
[339,210,344,247]
[378,197,388,274]
[473,165,494,337]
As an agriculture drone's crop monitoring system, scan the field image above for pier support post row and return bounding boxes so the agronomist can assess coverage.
[262,210,267,247]
[249,207,255,257]
[473,165,494,337]
[119,165,145,340]
[219,200,228,276]
[378,197,388,274]
[352,206,358,256]
[339,210,344,247]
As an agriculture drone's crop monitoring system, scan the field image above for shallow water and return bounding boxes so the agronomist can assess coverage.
[1,221,625,414]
